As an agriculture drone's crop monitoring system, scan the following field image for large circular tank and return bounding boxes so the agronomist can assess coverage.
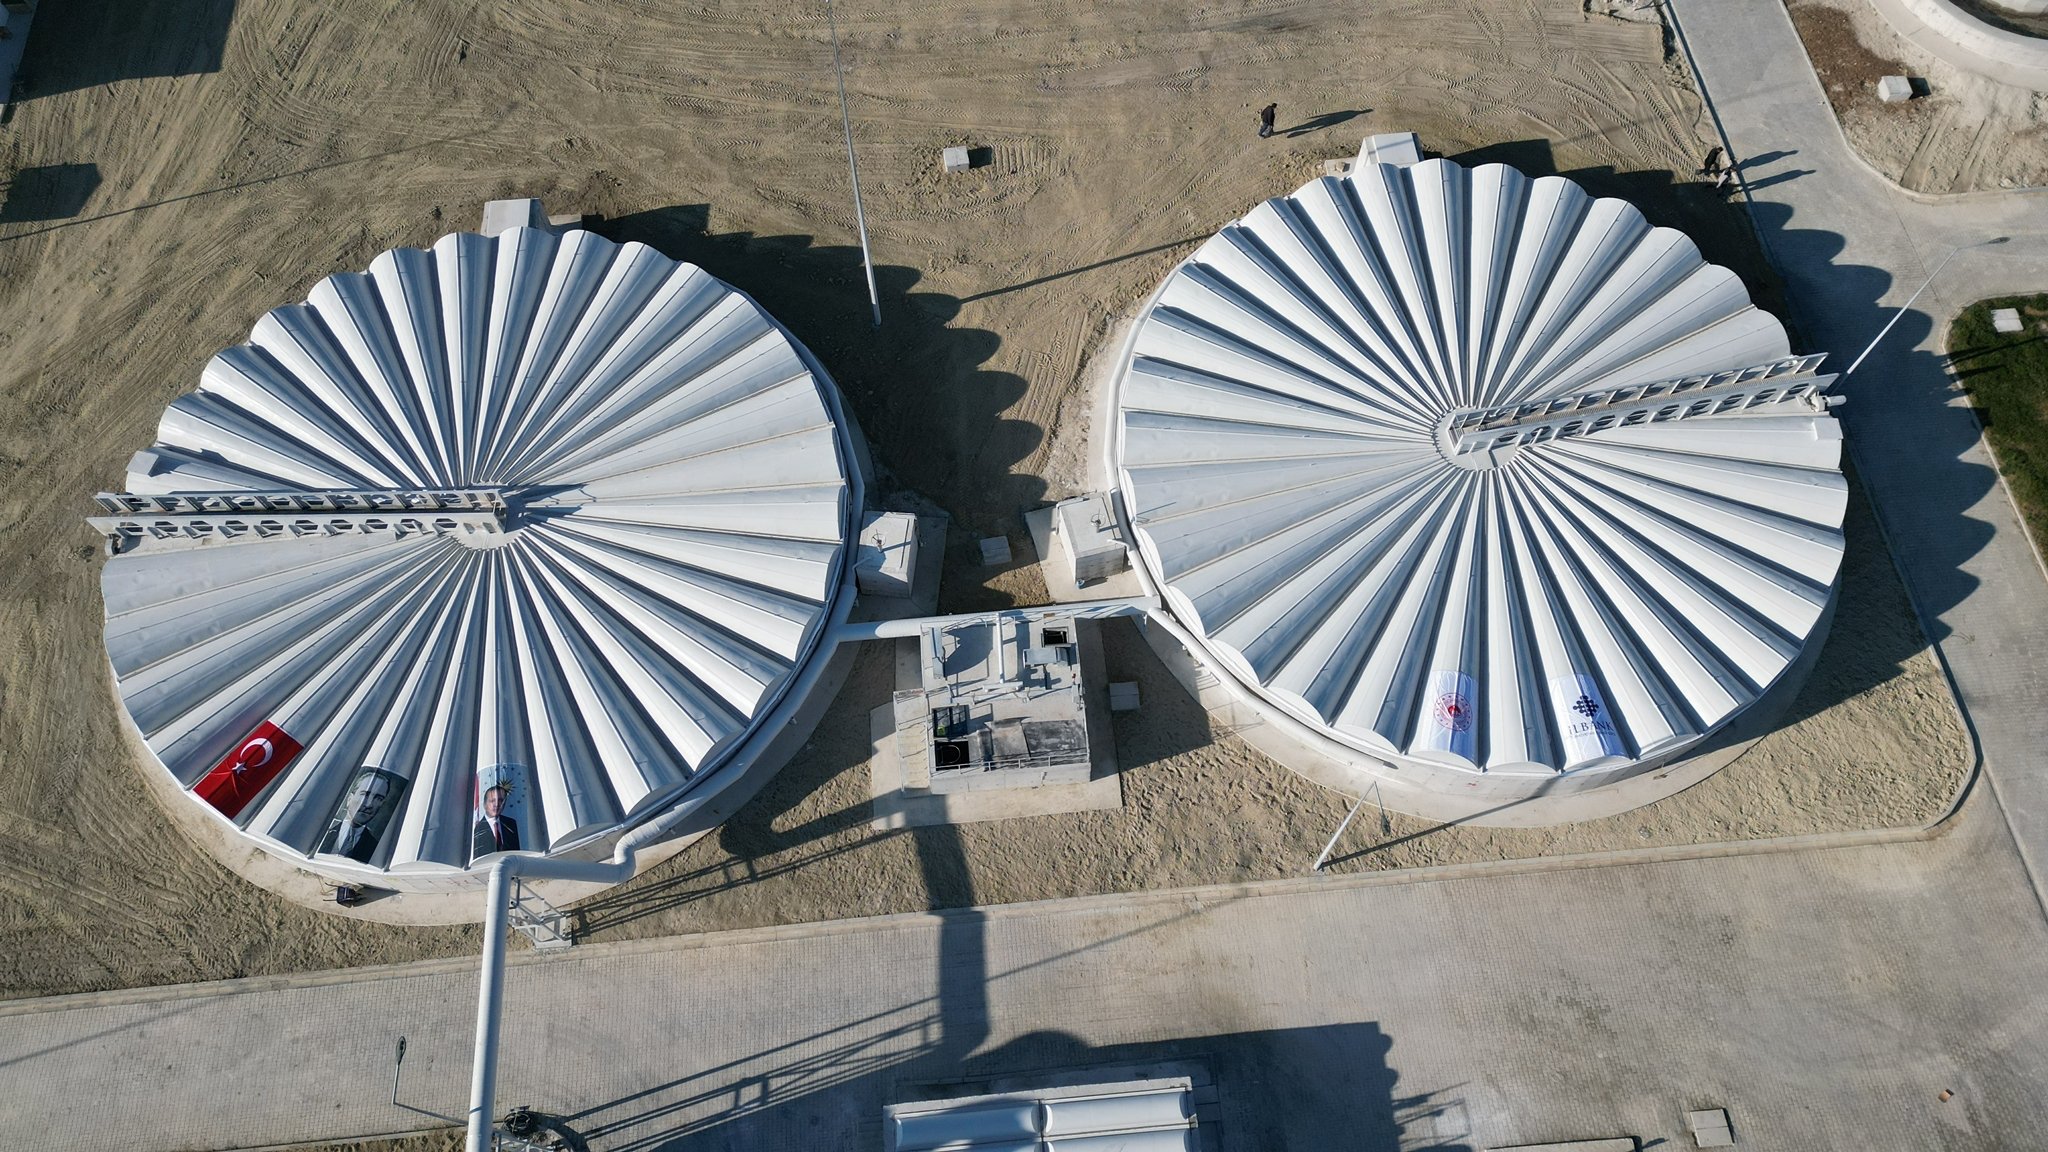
[1111,158,1845,800]
[98,226,861,888]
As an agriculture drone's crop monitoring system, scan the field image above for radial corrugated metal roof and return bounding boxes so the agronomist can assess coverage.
[99,227,855,871]
[1114,159,1845,779]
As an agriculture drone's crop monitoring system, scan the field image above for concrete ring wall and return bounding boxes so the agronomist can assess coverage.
[1869,0,2048,89]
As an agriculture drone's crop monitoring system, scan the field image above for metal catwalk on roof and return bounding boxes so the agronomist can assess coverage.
[98,227,857,875]
[1113,158,1845,787]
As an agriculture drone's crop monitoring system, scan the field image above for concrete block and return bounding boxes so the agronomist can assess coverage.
[1877,74,1913,102]
[1054,494,1128,584]
[1687,1107,1734,1147]
[857,511,920,597]
[481,197,547,236]
[1108,682,1141,712]
[1358,131,1423,169]
[978,535,1012,566]
[1993,307,2024,334]
[943,146,971,173]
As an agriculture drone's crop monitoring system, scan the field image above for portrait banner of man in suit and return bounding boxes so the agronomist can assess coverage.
[316,767,407,864]
[471,763,526,865]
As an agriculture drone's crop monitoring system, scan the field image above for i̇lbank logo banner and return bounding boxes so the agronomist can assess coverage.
[194,722,304,818]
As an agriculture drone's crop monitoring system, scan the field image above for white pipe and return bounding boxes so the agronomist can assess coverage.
[829,595,1157,645]
[467,863,513,1152]
[466,786,722,1152]
[464,589,1157,1149]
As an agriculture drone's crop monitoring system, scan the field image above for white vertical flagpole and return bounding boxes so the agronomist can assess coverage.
[1313,793,1370,872]
[827,0,882,329]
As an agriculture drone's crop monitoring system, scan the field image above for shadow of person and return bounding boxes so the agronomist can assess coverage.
[1737,148,1799,170]
[1744,168,1815,191]
[1284,108,1368,138]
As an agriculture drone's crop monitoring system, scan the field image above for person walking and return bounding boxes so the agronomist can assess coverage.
[1258,103,1278,139]
[1698,145,1724,176]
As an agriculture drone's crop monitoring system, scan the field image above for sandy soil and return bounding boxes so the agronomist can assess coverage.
[1785,0,2048,193]
[0,0,1909,1001]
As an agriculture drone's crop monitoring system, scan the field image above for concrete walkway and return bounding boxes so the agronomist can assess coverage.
[1671,0,2048,899]
[3,802,2046,1151]
[5,8,2048,1152]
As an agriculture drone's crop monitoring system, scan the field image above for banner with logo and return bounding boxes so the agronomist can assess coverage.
[1548,673,1626,764]
[1418,669,1478,761]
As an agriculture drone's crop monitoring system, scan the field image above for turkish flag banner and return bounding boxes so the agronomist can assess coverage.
[194,722,304,818]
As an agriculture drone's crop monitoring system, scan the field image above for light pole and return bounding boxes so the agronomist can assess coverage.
[827,0,883,329]
[1842,235,2009,378]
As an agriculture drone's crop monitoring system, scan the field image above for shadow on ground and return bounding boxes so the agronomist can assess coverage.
[594,206,1048,602]
[556,800,1468,1150]
[13,0,236,100]
[1447,139,1977,723]
[1448,138,1789,321]
[0,163,99,222]
[1736,198,1998,656]
[570,615,1223,939]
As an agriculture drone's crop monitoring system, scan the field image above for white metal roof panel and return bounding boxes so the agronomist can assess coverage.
[99,228,855,872]
[1114,160,1845,779]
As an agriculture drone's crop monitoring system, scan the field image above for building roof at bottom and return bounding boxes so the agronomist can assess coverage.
[1114,159,1847,776]
[99,226,857,871]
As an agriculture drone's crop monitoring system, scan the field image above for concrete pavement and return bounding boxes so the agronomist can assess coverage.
[1671,0,2048,900]
[3,801,2046,1150]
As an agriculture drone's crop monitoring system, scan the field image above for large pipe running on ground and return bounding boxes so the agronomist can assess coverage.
[466,593,1157,1150]
[465,793,710,1151]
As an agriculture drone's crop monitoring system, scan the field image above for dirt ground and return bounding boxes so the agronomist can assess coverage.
[1785,0,2048,193]
[0,0,1941,1001]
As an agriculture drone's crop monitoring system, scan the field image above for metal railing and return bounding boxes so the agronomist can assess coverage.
[89,488,509,552]
[1446,353,1833,456]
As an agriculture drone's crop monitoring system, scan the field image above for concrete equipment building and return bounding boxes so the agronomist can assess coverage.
[1110,156,1846,801]
[93,225,863,891]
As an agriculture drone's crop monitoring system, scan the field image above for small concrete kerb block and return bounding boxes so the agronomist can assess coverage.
[942,146,971,174]
[1877,75,1913,103]
[857,511,920,598]
[1992,307,2024,334]
[978,535,1012,566]
[1687,1107,1734,1147]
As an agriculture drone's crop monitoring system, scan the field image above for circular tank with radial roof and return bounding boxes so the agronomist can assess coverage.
[97,225,862,889]
[1112,158,1846,799]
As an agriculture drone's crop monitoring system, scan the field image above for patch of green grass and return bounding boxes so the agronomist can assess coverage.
[1948,295,2048,550]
